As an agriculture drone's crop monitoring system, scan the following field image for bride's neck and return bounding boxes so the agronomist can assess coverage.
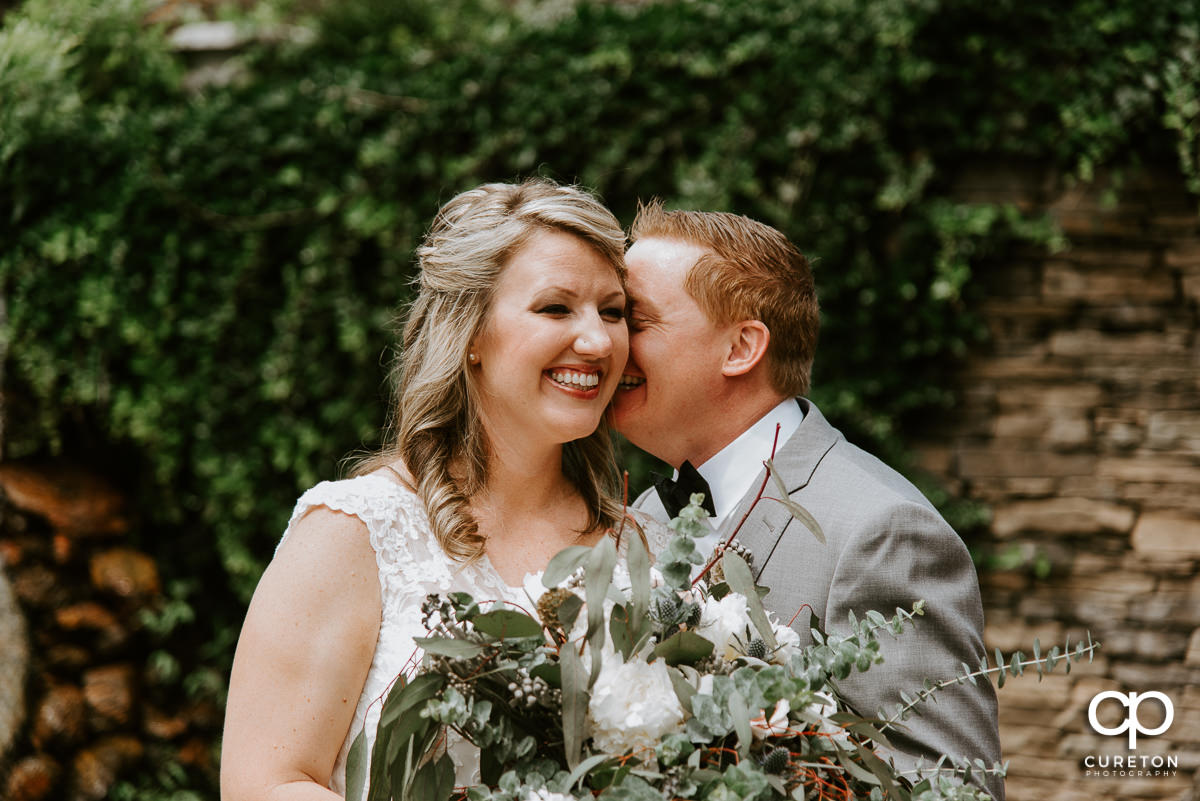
[480,440,572,515]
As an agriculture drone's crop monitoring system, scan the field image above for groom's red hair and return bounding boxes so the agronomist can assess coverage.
[630,201,820,397]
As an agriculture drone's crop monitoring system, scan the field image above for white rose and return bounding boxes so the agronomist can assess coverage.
[698,594,753,658]
[587,652,686,757]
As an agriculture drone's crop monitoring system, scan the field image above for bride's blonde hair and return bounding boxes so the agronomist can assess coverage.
[355,179,629,561]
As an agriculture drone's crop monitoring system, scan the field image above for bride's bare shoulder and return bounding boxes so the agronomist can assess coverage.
[273,502,374,574]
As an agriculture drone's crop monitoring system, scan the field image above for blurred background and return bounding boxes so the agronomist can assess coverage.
[0,0,1196,799]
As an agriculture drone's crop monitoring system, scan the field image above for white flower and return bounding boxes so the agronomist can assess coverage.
[770,620,802,663]
[750,699,791,740]
[698,594,753,658]
[811,691,852,746]
[588,652,686,757]
[523,789,576,801]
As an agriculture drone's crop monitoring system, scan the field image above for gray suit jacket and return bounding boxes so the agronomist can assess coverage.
[636,398,1003,799]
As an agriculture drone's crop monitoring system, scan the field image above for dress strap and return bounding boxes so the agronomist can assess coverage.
[276,474,416,555]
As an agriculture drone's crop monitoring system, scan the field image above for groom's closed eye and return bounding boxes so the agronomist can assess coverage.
[626,300,653,331]
[626,305,650,332]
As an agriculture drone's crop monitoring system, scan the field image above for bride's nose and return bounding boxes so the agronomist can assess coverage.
[573,311,614,358]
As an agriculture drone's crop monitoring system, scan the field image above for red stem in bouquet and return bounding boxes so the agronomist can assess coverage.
[614,470,630,549]
[691,424,782,587]
[616,746,657,767]
[805,767,852,801]
[703,745,743,765]
[787,603,814,628]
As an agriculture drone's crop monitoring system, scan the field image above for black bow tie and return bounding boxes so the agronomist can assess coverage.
[654,460,717,519]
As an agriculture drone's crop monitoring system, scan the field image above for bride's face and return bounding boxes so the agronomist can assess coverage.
[471,229,629,451]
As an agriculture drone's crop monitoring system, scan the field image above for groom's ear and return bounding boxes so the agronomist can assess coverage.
[721,320,770,377]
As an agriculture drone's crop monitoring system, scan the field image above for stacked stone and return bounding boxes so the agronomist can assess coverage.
[915,166,1200,801]
[0,462,220,801]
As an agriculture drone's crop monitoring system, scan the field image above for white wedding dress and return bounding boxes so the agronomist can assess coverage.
[277,474,673,800]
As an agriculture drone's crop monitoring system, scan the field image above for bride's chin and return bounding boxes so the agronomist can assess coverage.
[545,414,606,443]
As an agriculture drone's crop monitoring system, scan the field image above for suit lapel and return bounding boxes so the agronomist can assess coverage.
[715,399,841,577]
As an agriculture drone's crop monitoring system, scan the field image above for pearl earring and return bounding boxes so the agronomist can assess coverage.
[468,352,479,364]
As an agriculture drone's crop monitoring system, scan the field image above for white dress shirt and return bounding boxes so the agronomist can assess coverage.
[646,399,804,558]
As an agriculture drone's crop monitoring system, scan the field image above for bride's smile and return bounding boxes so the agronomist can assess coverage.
[546,364,604,397]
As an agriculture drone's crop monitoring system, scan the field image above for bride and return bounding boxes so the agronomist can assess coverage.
[220,179,667,800]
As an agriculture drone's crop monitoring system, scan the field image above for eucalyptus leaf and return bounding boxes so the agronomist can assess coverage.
[344,726,367,801]
[472,609,544,640]
[721,553,778,651]
[480,748,502,787]
[543,545,593,587]
[566,753,613,790]
[598,774,662,801]
[558,593,584,631]
[728,688,752,759]
[832,743,880,785]
[765,458,826,544]
[369,673,445,801]
[585,537,617,683]
[378,673,445,730]
[561,641,587,769]
[830,717,897,750]
[413,637,486,658]
[530,662,561,688]
[610,603,632,659]
[667,666,697,713]
[409,752,456,801]
[627,531,651,644]
[855,743,904,799]
[653,629,714,666]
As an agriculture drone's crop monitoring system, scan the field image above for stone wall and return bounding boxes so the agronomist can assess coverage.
[913,165,1200,801]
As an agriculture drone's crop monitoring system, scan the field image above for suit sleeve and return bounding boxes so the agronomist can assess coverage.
[822,500,1005,800]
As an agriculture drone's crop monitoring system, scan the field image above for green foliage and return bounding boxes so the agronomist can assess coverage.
[0,4,1191,792]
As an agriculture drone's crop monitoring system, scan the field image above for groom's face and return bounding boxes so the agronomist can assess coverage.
[613,237,731,467]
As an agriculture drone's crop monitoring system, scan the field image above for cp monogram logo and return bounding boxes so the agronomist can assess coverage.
[1088,691,1174,748]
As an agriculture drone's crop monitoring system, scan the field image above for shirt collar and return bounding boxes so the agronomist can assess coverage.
[694,398,804,526]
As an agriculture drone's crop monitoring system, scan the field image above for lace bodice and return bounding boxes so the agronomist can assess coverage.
[277,474,673,800]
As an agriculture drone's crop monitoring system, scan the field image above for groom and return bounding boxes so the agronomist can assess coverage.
[613,202,1004,799]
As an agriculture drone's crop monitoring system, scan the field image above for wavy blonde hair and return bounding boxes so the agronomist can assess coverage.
[355,179,629,561]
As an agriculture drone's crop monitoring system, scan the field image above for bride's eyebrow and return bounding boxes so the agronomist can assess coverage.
[532,287,626,304]
[531,286,577,301]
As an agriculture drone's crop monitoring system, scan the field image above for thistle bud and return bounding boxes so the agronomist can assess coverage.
[761,746,791,774]
[746,638,769,660]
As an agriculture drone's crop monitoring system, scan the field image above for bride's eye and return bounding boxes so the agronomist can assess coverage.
[537,304,570,315]
[601,306,625,322]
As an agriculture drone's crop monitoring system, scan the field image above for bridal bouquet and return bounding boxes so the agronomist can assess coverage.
[351,496,1091,801]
